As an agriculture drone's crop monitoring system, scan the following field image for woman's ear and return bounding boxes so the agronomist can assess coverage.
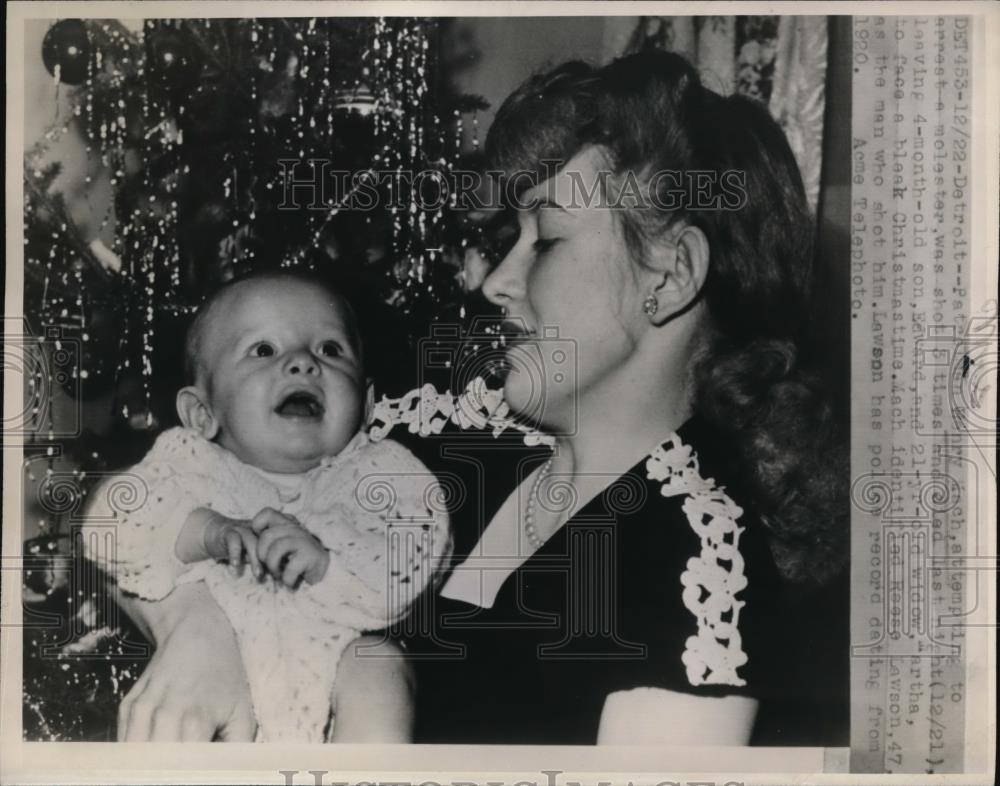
[645,224,710,325]
[176,386,219,440]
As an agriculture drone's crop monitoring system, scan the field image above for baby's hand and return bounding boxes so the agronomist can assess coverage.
[252,508,330,588]
[203,513,264,579]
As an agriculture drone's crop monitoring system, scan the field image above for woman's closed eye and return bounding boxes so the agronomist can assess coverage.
[532,237,559,254]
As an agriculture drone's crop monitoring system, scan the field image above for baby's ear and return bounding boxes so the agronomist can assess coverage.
[176,386,219,440]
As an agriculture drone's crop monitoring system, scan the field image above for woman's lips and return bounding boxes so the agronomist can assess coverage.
[477,321,537,383]
[499,319,535,346]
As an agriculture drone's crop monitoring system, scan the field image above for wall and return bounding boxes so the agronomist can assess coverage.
[440,16,611,149]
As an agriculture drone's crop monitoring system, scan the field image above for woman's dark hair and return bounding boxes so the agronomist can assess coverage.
[485,50,846,584]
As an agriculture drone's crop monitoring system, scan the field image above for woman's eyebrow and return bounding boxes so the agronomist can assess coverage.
[533,196,569,213]
[532,195,572,213]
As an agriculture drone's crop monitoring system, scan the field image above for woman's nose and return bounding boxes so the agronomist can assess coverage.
[481,248,527,308]
[284,349,318,375]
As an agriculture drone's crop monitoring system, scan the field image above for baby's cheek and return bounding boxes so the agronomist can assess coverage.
[335,383,366,422]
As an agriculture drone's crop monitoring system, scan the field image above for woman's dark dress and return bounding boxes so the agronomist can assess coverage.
[393,416,805,745]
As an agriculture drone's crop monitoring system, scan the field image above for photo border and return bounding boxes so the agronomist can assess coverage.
[3,2,996,784]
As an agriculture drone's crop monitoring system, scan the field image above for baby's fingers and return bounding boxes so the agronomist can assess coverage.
[262,537,300,580]
[280,551,312,588]
[240,531,264,580]
[255,522,301,560]
[224,531,245,576]
[250,507,296,533]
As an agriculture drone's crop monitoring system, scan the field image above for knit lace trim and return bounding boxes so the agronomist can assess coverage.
[645,434,749,687]
[370,380,747,687]
[369,377,553,446]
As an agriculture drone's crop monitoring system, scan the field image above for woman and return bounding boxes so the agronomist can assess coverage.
[115,49,846,744]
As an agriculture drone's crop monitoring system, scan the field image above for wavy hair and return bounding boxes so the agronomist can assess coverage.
[485,50,847,583]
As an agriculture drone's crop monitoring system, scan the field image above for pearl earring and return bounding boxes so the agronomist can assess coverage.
[642,294,658,316]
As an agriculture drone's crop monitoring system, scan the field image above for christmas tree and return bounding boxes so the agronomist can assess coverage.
[22,16,489,740]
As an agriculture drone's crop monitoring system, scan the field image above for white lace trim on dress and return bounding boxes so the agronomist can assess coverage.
[645,434,749,687]
[370,380,748,688]
[368,377,553,446]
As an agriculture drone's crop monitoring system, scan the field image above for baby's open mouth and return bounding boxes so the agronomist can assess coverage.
[275,391,324,419]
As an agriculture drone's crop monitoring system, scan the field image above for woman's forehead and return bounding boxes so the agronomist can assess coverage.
[521,147,610,211]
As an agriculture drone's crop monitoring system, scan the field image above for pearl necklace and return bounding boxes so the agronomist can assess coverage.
[523,455,554,549]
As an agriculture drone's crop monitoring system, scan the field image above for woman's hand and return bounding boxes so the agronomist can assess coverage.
[115,582,257,741]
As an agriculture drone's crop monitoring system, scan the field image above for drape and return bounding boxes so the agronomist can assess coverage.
[602,15,828,213]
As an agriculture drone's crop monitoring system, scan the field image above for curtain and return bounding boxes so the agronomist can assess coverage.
[602,15,828,212]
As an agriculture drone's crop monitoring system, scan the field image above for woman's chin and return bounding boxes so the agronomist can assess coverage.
[501,375,537,419]
[502,376,568,434]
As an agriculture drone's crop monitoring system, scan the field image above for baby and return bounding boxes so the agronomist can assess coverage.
[82,271,450,742]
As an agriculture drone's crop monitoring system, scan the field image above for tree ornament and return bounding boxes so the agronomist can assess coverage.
[87,239,121,272]
[334,85,378,117]
[22,535,68,598]
[258,51,299,121]
[146,28,200,92]
[41,20,91,86]
[194,199,228,227]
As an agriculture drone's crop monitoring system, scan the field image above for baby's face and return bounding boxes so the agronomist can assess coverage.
[197,278,366,473]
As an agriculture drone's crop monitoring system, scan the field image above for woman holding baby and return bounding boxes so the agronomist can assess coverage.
[106,50,846,745]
